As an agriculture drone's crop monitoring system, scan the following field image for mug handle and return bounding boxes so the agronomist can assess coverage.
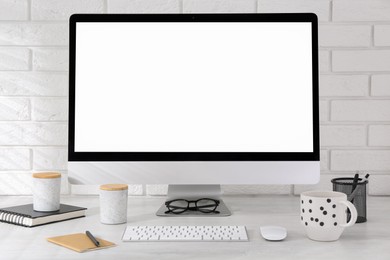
[339,200,357,227]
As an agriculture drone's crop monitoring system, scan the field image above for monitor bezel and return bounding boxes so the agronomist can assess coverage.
[69,13,319,162]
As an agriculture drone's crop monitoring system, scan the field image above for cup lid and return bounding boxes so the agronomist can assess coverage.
[32,172,61,179]
[100,184,128,191]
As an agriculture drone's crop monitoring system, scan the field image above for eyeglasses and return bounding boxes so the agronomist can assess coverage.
[164,198,220,214]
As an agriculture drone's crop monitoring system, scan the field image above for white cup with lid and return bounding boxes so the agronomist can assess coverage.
[32,172,61,212]
[100,184,128,224]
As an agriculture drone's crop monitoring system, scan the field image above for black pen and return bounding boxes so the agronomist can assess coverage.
[86,231,100,247]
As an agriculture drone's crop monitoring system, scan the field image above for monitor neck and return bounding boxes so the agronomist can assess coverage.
[167,184,222,200]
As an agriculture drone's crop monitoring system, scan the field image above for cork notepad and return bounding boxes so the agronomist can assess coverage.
[47,233,116,253]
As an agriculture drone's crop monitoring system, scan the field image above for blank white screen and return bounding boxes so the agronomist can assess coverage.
[75,22,313,152]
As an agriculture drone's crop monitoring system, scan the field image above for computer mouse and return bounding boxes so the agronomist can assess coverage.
[260,226,287,241]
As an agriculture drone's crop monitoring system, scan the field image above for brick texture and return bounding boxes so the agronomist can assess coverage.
[0,23,68,46]
[184,0,256,13]
[319,100,329,122]
[331,150,390,171]
[32,48,68,71]
[0,72,68,96]
[371,75,390,96]
[369,125,390,146]
[331,100,390,121]
[0,123,67,146]
[369,175,390,195]
[258,0,330,21]
[333,50,390,72]
[31,97,68,121]
[0,47,30,70]
[0,0,389,196]
[319,25,371,47]
[109,0,180,13]
[33,147,67,170]
[320,51,330,72]
[333,0,390,22]
[375,25,390,46]
[320,125,366,147]
[0,172,32,195]
[320,75,369,97]
[0,0,29,21]
[0,148,30,170]
[0,98,30,121]
[32,0,104,21]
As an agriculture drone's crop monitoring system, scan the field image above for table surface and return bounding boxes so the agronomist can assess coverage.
[0,195,389,260]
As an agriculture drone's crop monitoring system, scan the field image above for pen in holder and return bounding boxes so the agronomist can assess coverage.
[331,175,368,223]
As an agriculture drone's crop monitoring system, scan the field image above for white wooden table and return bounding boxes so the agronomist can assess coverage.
[0,195,388,260]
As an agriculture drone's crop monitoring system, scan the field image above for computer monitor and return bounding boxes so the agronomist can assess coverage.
[68,13,320,216]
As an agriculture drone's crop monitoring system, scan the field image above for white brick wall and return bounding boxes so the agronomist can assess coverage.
[320,75,369,97]
[333,0,390,22]
[258,0,330,22]
[32,48,68,71]
[369,125,390,147]
[320,125,366,147]
[0,0,389,196]
[0,72,68,96]
[319,25,371,47]
[374,25,390,47]
[372,75,390,96]
[333,50,390,72]
[0,47,30,70]
[0,23,68,45]
[0,97,30,120]
[0,0,29,21]
[31,97,68,121]
[108,0,181,13]
[331,100,390,121]
[32,0,104,21]
[184,0,256,13]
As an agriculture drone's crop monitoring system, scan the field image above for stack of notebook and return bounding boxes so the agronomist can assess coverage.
[0,204,86,227]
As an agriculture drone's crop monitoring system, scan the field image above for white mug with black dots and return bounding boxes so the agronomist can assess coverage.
[300,190,357,241]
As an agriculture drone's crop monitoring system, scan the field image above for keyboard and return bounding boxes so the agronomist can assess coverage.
[122,225,248,241]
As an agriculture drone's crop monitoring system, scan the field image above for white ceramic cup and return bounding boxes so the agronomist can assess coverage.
[100,184,128,224]
[32,172,61,212]
[300,190,357,241]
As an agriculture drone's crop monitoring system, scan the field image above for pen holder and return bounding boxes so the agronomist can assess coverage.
[331,177,367,223]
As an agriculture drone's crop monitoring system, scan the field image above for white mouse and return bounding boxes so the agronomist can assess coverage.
[260,226,287,241]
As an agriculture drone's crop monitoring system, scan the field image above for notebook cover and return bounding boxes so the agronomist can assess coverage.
[0,204,87,218]
[47,233,116,253]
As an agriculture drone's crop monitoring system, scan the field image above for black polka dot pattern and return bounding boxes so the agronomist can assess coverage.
[301,198,339,228]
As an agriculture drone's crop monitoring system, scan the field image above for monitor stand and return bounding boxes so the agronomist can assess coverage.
[156,184,231,217]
